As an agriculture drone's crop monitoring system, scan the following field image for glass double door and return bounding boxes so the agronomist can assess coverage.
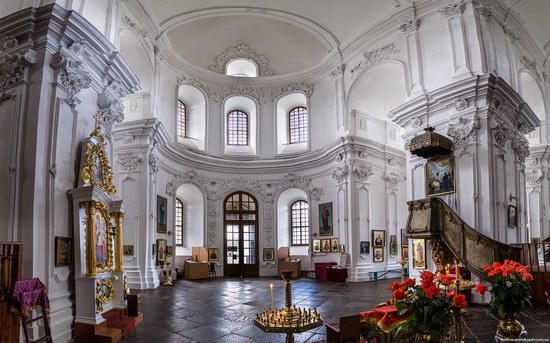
[224,192,259,277]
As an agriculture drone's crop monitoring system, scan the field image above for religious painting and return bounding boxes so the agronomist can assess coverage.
[167,246,173,256]
[402,246,409,261]
[91,154,104,184]
[360,241,370,254]
[401,228,409,247]
[321,239,331,252]
[372,230,385,247]
[339,244,345,253]
[156,239,167,265]
[412,238,426,269]
[507,205,517,228]
[319,202,333,236]
[390,242,398,255]
[94,208,109,268]
[209,248,219,261]
[312,239,321,253]
[55,236,72,267]
[331,238,339,252]
[123,245,134,256]
[426,156,456,196]
[373,247,384,262]
[157,195,167,233]
[263,248,274,261]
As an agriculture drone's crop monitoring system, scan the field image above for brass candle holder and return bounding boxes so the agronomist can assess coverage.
[254,270,323,343]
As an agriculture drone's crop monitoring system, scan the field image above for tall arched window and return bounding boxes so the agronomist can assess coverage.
[289,106,308,143]
[227,110,248,145]
[175,198,183,246]
[177,100,186,138]
[290,200,309,246]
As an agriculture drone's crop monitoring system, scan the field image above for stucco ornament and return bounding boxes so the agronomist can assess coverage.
[520,56,540,79]
[473,0,495,23]
[398,16,419,33]
[121,16,153,54]
[526,169,543,187]
[350,43,400,77]
[454,97,468,111]
[277,172,324,201]
[384,171,401,188]
[447,116,479,148]
[97,80,125,139]
[50,40,92,106]
[0,35,36,101]
[439,3,464,17]
[215,84,268,105]
[353,163,374,182]
[116,151,144,172]
[209,44,275,76]
[166,169,199,195]
[332,165,349,184]
[269,83,314,102]
[489,117,513,147]
[512,138,530,163]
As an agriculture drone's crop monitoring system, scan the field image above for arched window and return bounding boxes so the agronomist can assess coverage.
[227,110,248,145]
[177,100,186,138]
[290,200,309,246]
[175,198,183,246]
[289,106,308,144]
[226,59,258,77]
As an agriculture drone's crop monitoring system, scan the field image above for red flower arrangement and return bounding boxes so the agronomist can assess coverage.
[481,260,533,318]
[390,271,467,340]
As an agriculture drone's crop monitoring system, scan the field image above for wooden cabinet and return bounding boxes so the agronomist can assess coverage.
[277,260,301,279]
[127,294,141,317]
[184,261,208,280]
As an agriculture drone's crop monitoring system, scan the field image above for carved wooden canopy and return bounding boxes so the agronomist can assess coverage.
[409,127,454,158]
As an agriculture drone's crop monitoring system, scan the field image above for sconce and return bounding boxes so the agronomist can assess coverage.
[168,230,172,236]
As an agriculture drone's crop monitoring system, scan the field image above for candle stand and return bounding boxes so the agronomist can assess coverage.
[254,270,323,343]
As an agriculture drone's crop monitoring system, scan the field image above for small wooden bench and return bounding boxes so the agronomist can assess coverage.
[369,268,408,281]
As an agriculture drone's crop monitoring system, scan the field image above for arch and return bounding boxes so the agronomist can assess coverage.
[226,59,258,77]
[223,95,258,156]
[275,92,309,155]
[175,183,206,256]
[347,61,407,120]
[177,84,207,151]
[276,188,309,256]
[519,70,546,122]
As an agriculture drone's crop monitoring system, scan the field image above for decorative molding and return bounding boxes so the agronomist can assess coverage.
[208,44,275,77]
[277,172,324,201]
[439,3,464,17]
[330,64,346,78]
[489,117,513,147]
[269,83,314,102]
[8,161,16,176]
[454,97,468,112]
[97,80,125,139]
[0,92,14,105]
[349,43,399,77]
[331,165,349,184]
[50,40,91,107]
[215,84,268,104]
[166,169,199,196]
[447,116,479,148]
[116,151,144,172]
[526,169,543,187]
[121,16,153,55]
[512,138,529,163]
[0,35,36,98]
[520,56,540,79]
[410,117,422,129]
[503,25,520,43]
[246,8,266,14]
[353,163,374,183]
[220,177,264,196]
[473,0,495,23]
[207,198,218,246]
[383,171,402,188]
[398,16,419,33]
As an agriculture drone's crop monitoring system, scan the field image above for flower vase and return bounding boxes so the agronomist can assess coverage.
[497,313,522,338]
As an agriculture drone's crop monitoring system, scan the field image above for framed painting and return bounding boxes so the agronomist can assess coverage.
[94,206,111,271]
[389,242,398,255]
[312,239,321,253]
[412,239,426,269]
[360,241,370,254]
[372,230,385,247]
[123,245,134,256]
[263,248,274,261]
[426,156,456,196]
[339,244,345,253]
[373,247,384,262]
[157,195,167,233]
[319,202,333,236]
[507,205,517,228]
[331,238,339,252]
[208,248,219,261]
[167,246,173,256]
[156,239,167,265]
[321,239,331,252]
[55,236,72,267]
[401,228,409,247]
[402,246,409,261]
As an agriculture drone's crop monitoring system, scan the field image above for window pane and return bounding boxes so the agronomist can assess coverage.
[175,199,184,246]
[290,200,309,246]
[227,110,248,145]
[178,100,186,138]
[289,107,308,144]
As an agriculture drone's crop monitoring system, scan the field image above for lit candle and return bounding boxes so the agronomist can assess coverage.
[270,283,274,309]
[454,259,459,279]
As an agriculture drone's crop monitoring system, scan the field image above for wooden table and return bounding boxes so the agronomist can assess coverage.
[326,267,348,282]
[184,261,208,280]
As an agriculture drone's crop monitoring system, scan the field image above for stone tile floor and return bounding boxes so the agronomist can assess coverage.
[121,277,550,343]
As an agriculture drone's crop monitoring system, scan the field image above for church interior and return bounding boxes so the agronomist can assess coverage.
[1,0,550,342]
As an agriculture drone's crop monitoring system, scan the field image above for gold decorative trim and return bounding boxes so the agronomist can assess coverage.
[80,124,116,195]
[96,279,114,313]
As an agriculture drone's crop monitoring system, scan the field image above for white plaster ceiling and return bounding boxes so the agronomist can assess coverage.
[509,0,550,53]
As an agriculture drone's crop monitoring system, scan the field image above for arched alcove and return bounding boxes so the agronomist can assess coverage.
[226,59,258,77]
[119,30,153,121]
[175,183,205,256]
[177,84,207,151]
[277,188,309,256]
[223,95,258,156]
[275,92,309,155]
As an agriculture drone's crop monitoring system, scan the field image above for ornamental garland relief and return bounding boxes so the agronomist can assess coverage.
[208,44,275,76]
[0,35,36,101]
[349,43,400,77]
[447,116,479,148]
[50,40,92,106]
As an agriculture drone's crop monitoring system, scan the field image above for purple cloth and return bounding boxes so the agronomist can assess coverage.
[9,278,50,318]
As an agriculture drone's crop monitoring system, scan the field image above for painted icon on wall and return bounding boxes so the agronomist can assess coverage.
[390,242,398,255]
[209,248,219,261]
[321,239,331,252]
[157,195,167,233]
[426,156,456,196]
[402,246,409,261]
[412,238,426,269]
[319,202,333,236]
[507,205,517,228]
[263,248,274,261]
[401,228,409,247]
[373,247,384,262]
[94,210,108,266]
[156,239,167,265]
[360,241,370,254]
[372,230,385,247]
[55,236,72,267]
[312,239,321,253]
[123,245,134,256]
[331,238,339,253]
